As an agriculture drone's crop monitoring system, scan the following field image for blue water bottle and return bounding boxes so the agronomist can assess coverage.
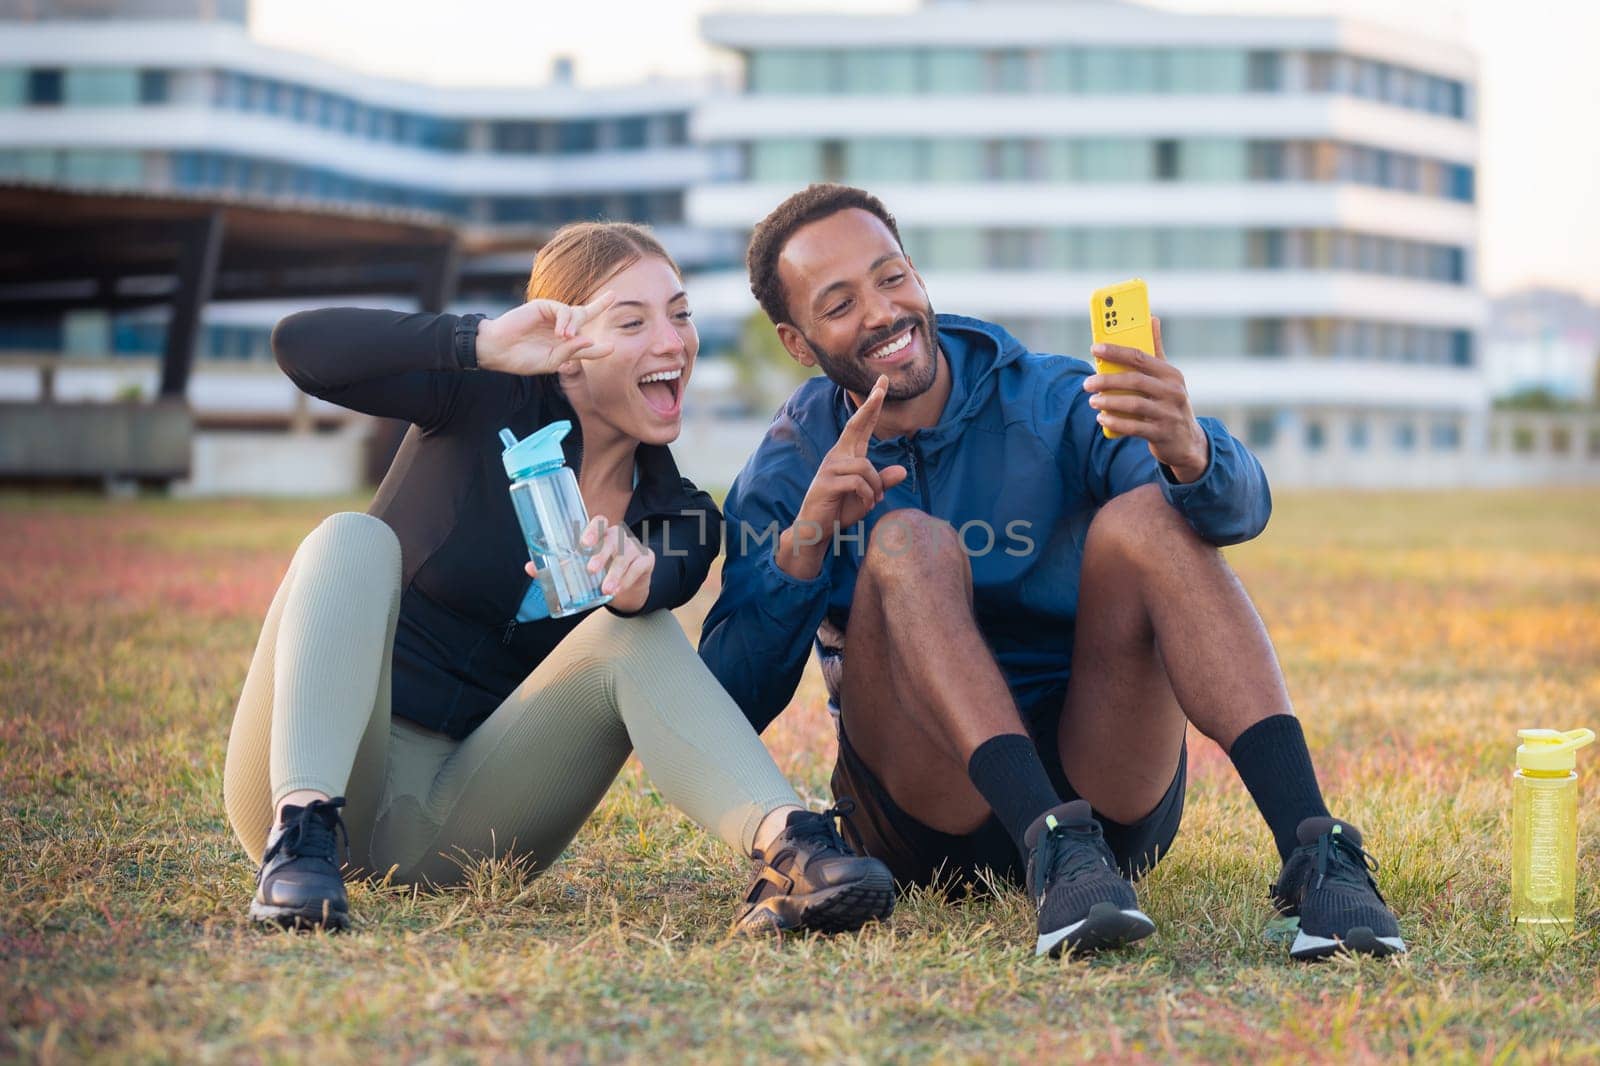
[499,421,611,618]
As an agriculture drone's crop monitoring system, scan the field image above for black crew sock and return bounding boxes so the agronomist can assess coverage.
[966,733,1063,859]
[1227,714,1332,862]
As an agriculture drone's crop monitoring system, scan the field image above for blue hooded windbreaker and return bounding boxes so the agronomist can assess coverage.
[698,313,1272,733]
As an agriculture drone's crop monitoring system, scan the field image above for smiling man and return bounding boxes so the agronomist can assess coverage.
[698,184,1405,961]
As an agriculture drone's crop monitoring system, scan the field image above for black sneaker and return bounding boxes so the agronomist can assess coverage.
[730,800,895,935]
[1026,800,1155,958]
[1271,817,1406,961]
[249,797,350,932]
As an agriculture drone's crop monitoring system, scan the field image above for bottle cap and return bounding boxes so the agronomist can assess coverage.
[499,421,571,480]
[1516,728,1595,772]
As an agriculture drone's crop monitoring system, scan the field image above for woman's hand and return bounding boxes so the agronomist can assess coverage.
[523,516,655,614]
[476,292,617,376]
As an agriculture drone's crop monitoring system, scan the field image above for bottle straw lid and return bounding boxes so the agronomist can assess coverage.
[1516,728,1595,772]
[499,421,571,480]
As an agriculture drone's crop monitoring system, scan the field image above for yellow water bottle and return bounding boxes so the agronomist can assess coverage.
[1512,728,1594,941]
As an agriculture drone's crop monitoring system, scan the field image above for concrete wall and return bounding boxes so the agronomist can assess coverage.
[175,426,369,497]
[0,399,191,480]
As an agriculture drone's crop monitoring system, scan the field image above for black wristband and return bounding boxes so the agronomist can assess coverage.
[453,313,486,370]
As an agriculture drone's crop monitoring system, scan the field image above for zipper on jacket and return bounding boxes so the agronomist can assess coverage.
[501,620,517,645]
[905,441,931,511]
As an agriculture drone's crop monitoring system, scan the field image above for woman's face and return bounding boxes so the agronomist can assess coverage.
[559,255,696,447]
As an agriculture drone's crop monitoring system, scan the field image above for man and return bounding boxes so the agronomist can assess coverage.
[699,183,1405,961]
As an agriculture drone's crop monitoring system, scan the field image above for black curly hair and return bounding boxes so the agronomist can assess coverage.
[746,183,905,327]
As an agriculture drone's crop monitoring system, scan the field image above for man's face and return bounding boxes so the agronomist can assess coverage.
[774,208,939,401]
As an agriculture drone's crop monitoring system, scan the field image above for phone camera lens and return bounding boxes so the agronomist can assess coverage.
[1104,296,1114,307]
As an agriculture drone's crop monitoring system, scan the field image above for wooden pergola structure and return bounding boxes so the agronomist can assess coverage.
[0,184,466,399]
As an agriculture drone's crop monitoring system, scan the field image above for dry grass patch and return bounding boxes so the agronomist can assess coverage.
[3,489,1598,1062]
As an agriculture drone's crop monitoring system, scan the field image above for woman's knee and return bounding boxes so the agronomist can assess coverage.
[296,511,401,583]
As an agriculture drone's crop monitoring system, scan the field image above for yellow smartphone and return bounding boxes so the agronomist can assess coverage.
[1089,277,1158,440]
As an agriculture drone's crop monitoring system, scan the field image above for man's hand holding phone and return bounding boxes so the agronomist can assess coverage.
[1082,317,1211,483]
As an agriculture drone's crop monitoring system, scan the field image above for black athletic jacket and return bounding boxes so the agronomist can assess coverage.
[272,309,721,739]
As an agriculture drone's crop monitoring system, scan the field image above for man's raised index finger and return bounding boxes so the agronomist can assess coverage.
[840,375,889,453]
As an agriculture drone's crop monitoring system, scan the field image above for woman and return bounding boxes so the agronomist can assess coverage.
[223,222,894,935]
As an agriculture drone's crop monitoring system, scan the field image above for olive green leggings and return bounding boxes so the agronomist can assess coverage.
[223,511,800,887]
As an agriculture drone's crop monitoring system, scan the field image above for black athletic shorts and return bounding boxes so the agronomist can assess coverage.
[828,691,1187,893]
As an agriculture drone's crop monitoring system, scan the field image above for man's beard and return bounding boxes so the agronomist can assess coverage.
[800,305,940,402]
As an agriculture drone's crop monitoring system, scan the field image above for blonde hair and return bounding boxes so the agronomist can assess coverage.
[525,221,681,305]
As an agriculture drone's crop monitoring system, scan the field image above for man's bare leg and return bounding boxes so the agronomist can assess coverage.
[1059,483,1326,862]
[835,509,1035,838]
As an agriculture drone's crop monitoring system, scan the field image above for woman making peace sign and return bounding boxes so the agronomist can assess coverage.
[223,222,893,934]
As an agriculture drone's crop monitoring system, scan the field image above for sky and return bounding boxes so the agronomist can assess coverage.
[251,0,1600,302]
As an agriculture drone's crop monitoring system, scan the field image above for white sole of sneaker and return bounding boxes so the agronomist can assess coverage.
[1036,902,1156,957]
[1289,926,1406,960]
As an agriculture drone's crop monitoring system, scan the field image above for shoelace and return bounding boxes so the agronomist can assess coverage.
[1037,819,1113,890]
[263,797,348,866]
[786,799,858,856]
[1314,828,1382,895]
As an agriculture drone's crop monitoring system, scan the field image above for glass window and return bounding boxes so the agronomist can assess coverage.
[1348,418,1370,451]
[1167,49,1247,93]
[841,49,919,94]
[615,116,648,150]
[1430,420,1461,450]
[27,68,64,105]
[1305,52,1336,92]
[0,70,25,109]
[750,139,821,182]
[1127,49,1165,91]
[927,139,983,181]
[1039,140,1075,180]
[923,228,983,269]
[1393,421,1416,450]
[1040,229,1079,270]
[557,121,597,153]
[1305,419,1326,451]
[925,50,985,93]
[1246,412,1278,448]
[1154,139,1179,180]
[820,140,845,181]
[1246,51,1282,91]
[846,139,922,182]
[749,50,833,93]
[136,70,169,105]
[1246,230,1287,269]
[1039,48,1078,92]
[988,230,1035,269]
[990,49,1031,93]
[1080,49,1124,93]
[1078,138,1148,180]
[1247,318,1286,356]
[1180,139,1246,180]
[1247,141,1286,180]
[62,149,141,187]
[987,139,1032,181]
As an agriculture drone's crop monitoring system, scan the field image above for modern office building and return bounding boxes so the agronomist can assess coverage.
[692,0,1489,486]
[0,0,728,363]
[2,0,1589,490]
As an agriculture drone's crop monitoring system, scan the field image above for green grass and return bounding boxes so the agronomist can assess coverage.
[3,489,1598,1063]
